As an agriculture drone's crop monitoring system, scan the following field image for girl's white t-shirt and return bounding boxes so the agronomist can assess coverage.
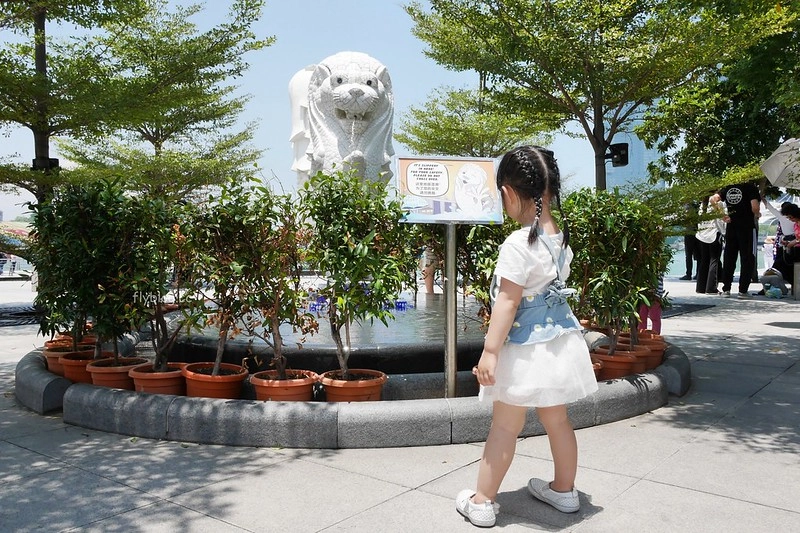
[494,228,572,297]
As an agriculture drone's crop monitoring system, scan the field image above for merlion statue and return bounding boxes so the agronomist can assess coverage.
[289,51,395,186]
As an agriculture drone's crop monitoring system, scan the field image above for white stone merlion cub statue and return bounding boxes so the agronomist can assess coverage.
[289,51,395,186]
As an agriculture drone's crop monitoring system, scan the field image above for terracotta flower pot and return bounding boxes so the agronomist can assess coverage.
[591,359,604,380]
[591,343,650,379]
[633,338,666,370]
[59,350,99,384]
[182,362,248,399]
[42,345,74,376]
[251,369,319,401]
[44,338,71,350]
[44,335,97,348]
[618,333,666,370]
[43,342,96,376]
[129,362,187,395]
[320,369,388,402]
[639,329,664,341]
[87,357,149,390]
[579,319,607,333]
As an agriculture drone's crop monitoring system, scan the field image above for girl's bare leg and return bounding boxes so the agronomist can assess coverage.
[473,401,527,503]
[537,404,577,491]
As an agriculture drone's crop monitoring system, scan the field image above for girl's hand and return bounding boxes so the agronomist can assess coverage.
[473,351,498,386]
[474,276,522,387]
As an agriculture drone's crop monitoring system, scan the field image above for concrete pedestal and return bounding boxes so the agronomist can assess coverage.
[794,263,800,300]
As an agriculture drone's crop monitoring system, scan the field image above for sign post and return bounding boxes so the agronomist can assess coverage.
[444,223,457,397]
[397,156,502,398]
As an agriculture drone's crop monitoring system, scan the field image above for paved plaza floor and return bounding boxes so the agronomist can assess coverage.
[1,274,799,532]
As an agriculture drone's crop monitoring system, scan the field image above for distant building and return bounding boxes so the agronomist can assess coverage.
[0,210,4,222]
[606,108,664,191]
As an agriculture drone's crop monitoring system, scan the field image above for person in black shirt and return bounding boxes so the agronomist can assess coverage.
[713,181,761,298]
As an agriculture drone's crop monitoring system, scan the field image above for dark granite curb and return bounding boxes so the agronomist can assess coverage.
[14,337,691,449]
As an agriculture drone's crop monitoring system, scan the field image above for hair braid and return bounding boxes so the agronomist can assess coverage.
[497,145,566,247]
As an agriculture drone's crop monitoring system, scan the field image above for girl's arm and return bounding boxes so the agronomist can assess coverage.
[475,277,523,386]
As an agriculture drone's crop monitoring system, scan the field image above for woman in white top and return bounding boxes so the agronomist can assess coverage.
[695,195,726,294]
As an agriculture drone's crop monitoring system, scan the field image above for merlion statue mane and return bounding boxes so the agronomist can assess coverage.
[289,51,395,186]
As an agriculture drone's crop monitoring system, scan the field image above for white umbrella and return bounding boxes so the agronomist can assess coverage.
[760,138,800,187]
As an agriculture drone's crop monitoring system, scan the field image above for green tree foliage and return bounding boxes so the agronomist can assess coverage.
[29,177,173,359]
[179,176,315,377]
[57,0,271,200]
[638,15,800,192]
[405,0,791,189]
[302,170,417,379]
[563,188,672,351]
[0,0,149,200]
[395,85,553,157]
[1,0,270,202]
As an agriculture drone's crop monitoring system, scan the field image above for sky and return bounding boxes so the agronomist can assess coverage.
[0,0,596,221]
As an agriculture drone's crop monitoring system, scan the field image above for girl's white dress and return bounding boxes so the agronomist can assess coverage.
[479,228,599,407]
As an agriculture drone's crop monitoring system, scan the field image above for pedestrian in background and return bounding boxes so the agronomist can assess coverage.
[714,181,761,298]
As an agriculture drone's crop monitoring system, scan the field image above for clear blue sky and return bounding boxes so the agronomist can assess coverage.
[0,0,595,220]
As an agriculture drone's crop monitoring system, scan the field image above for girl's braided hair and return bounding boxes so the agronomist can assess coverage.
[496,145,569,247]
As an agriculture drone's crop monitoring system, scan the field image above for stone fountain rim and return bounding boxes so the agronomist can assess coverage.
[14,341,690,449]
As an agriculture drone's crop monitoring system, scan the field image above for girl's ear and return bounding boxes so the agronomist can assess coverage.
[500,185,512,208]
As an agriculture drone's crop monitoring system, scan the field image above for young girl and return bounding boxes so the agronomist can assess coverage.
[638,274,664,334]
[456,146,598,528]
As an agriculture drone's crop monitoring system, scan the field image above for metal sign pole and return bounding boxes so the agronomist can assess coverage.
[445,223,458,398]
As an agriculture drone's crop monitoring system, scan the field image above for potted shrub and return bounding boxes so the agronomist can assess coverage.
[29,187,97,377]
[231,179,320,401]
[301,169,417,401]
[34,179,177,387]
[29,181,132,382]
[128,197,200,395]
[73,179,178,388]
[178,176,303,398]
[562,188,672,379]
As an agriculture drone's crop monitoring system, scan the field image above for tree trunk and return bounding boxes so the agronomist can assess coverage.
[33,7,55,203]
[592,100,607,191]
[328,304,349,379]
[271,314,286,379]
[213,325,228,376]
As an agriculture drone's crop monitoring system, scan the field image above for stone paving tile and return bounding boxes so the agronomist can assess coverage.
[8,427,294,499]
[0,406,67,440]
[168,458,408,533]
[689,360,784,396]
[643,425,800,513]
[0,467,159,531]
[326,488,550,532]
[294,442,482,488]
[0,440,64,483]
[63,501,250,533]
[572,479,800,533]
[417,453,636,531]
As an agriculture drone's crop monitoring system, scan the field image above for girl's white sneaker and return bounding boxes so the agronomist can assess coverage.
[455,489,499,527]
[527,478,580,513]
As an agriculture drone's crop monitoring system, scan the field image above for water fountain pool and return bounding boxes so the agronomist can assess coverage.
[170,289,488,376]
